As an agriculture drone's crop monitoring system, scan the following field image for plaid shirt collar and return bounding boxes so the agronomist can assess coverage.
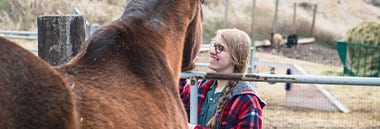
[229,81,266,108]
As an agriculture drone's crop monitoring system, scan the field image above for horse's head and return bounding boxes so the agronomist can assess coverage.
[181,0,204,72]
[70,0,203,73]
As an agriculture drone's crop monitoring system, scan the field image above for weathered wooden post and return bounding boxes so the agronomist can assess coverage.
[37,15,85,66]
[310,4,318,37]
[250,0,257,73]
[223,0,229,28]
[293,2,297,34]
[271,0,279,33]
[250,0,256,38]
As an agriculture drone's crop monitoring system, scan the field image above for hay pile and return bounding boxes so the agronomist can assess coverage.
[343,21,380,77]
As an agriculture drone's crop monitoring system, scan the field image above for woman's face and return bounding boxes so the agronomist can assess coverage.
[208,37,234,73]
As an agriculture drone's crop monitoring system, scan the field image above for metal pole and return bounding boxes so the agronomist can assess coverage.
[0,35,37,40]
[310,4,317,37]
[181,71,380,86]
[250,47,256,73]
[0,30,38,40]
[250,0,256,38]
[250,0,257,74]
[293,2,297,34]
[189,78,199,124]
[0,30,37,35]
[223,0,229,28]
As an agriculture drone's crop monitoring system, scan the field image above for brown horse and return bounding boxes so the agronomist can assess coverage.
[0,0,203,128]
[0,37,80,129]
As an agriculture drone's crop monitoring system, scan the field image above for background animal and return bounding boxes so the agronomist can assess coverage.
[0,0,203,128]
[286,34,298,48]
[269,32,283,52]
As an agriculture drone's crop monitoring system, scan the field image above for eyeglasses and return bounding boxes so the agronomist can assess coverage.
[210,43,225,54]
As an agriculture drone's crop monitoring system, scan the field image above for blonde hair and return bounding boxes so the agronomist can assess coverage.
[207,28,252,128]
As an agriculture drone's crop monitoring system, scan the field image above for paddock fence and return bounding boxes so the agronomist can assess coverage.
[0,30,37,40]
[181,70,379,124]
[0,7,96,41]
[2,11,380,115]
[2,25,379,86]
[1,1,379,127]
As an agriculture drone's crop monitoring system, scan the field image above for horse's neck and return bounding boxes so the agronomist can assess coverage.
[64,21,180,79]
[65,0,193,79]
[119,1,191,76]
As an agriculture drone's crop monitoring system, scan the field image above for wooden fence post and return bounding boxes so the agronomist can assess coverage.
[223,0,229,28]
[250,0,257,74]
[271,0,279,33]
[293,2,297,34]
[37,15,85,66]
[310,4,318,37]
[250,0,256,39]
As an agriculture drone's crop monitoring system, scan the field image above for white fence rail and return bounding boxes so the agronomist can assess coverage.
[0,30,37,40]
[181,71,380,123]
[181,71,380,86]
[0,7,92,41]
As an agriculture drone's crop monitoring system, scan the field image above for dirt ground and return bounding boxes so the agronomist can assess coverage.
[197,43,380,129]
[255,43,343,67]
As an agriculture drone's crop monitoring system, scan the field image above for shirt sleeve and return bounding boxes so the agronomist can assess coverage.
[179,79,189,95]
[194,124,210,129]
[234,95,263,129]
[179,79,191,119]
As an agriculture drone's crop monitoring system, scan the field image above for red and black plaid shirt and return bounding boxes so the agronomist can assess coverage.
[179,79,266,129]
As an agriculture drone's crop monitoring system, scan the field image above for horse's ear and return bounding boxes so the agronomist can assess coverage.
[181,20,202,72]
[181,0,203,72]
[181,35,201,72]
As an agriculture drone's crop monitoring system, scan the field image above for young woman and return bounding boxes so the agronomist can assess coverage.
[180,28,266,129]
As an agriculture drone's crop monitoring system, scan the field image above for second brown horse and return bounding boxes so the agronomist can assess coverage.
[0,0,203,129]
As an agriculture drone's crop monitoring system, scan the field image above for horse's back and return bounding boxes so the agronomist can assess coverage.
[0,37,79,129]
[56,29,189,128]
